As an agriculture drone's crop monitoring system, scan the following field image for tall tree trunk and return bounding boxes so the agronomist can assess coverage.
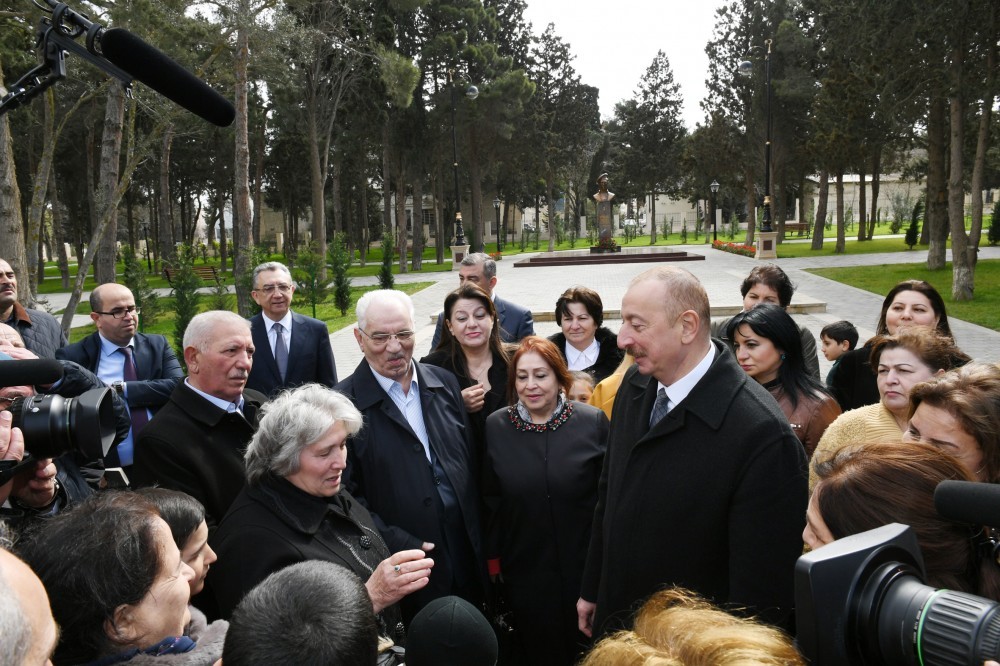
[433,175,444,264]
[868,147,882,239]
[25,88,57,295]
[233,22,254,316]
[812,170,829,249]
[51,177,70,289]
[359,171,369,265]
[158,125,175,262]
[0,60,29,308]
[948,38,973,301]
[331,150,344,236]
[968,4,996,283]
[926,95,949,268]
[94,81,126,285]
[396,173,408,273]
[252,114,265,246]
[411,177,424,271]
[469,162,484,253]
[546,175,556,252]
[856,163,867,242]
[835,170,846,254]
[650,190,657,244]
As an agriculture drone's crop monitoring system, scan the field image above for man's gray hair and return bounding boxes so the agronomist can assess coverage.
[0,558,31,666]
[355,290,415,332]
[244,384,363,485]
[252,262,292,290]
[183,310,250,352]
[459,252,496,280]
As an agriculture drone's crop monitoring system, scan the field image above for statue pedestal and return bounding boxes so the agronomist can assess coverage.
[450,245,470,269]
[755,232,778,260]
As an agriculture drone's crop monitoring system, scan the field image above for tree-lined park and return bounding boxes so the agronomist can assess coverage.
[1,0,997,337]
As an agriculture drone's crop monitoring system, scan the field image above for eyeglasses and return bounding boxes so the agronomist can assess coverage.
[95,306,140,319]
[256,283,293,294]
[358,328,415,346]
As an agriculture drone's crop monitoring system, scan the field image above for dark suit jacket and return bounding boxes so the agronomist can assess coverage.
[580,340,808,636]
[335,359,484,612]
[431,295,534,350]
[132,382,266,526]
[246,312,338,398]
[56,331,183,410]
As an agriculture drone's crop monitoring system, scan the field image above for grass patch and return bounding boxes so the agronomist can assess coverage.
[67,282,434,343]
[808,261,1000,331]
[775,237,933,258]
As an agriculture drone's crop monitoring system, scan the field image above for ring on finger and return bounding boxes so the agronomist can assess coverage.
[393,564,401,573]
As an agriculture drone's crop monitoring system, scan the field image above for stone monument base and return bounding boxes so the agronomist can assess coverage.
[450,244,470,268]
[589,246,622,254]
[755,232,778,260]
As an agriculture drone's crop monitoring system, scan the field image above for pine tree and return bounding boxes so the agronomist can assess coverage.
[905,201,923,250]
[328,233,353,316]
[122,247,160,332]
[378,230,395,290]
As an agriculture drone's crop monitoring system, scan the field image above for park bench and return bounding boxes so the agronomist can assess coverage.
[783,222,811,237]
[162,265,221,286]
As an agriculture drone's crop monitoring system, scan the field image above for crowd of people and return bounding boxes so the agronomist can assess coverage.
[3,251,1000,665]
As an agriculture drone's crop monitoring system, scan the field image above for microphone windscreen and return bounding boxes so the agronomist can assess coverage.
[934,480,1000,526]
[99,28,236,127]
[0,358,65,387]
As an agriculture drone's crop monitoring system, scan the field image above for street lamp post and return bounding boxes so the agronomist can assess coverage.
[739,38,774,234]
[493,197,502,252]
[710,180,720,242]
[449,69,478,249]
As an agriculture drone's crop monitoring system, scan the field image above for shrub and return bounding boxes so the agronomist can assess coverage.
[378,230,395,289]
[905,200,923,250]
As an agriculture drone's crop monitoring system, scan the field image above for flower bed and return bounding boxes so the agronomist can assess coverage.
[712,240,755,258]
[489,252,502,261]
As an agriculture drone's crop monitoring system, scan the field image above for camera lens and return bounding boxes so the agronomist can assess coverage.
[8,389,116,460]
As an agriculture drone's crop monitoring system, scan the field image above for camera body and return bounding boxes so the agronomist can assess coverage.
[796,523,1000,665]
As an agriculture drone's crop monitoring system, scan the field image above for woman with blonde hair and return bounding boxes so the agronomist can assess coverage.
[580,587,803,666]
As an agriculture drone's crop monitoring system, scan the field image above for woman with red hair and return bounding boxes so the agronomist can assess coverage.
[483,336,609,665]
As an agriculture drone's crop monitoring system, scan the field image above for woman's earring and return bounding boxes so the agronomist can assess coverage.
[780,353,786,360]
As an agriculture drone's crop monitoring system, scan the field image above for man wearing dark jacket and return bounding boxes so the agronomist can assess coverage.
[133,310,265,526]
[577,266,808,639]
[0,258,66,359]
[337,289,484,623]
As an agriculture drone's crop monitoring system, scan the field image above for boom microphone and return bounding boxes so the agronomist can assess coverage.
[934,480,1000,527]
[0,358,65,387]
[98,28,236,127]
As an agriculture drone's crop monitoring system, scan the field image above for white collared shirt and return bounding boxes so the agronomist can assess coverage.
[565,338,600,371]
[184,378,245,414]
[370,363,432,463]
[656,343,716,413]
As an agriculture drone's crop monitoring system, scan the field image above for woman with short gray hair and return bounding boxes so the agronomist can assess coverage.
[208,384,432,643]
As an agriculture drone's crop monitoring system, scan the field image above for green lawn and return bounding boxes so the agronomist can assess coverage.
[808,261,1000,331]
[67,282,434,343]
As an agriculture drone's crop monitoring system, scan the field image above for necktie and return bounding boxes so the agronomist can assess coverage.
[119,347,150,434]
[273,323,288,381]
[649,387,670,428]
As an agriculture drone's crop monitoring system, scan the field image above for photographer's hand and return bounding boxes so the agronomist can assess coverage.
[11,458,58,509]
[0,410,25,504]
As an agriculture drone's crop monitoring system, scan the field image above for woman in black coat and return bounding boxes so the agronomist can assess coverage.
[547,286,624,383]
[207,384,434,644]
[484,336,608,665]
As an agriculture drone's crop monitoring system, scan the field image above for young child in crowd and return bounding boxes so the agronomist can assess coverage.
[568,371,596,403]
[820,320,859,403]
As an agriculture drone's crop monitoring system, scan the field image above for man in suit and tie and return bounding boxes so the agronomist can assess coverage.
[56,283,183,469]
[246,261,337,398]
[429,253,533,350]
[576,266,807,639]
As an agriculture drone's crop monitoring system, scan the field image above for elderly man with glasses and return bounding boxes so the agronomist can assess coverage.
[246,261,337,398]
[336,289,486,624]
[57,283,183,470]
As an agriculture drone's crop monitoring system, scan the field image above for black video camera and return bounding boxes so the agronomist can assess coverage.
[1,359,116,484]
[796,522,1000,665]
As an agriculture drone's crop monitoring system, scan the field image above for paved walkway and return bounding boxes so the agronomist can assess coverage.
[43,245,1000,380]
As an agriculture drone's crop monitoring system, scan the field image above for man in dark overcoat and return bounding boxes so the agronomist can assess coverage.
[577,266,808,638]
[337,289,485,623]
